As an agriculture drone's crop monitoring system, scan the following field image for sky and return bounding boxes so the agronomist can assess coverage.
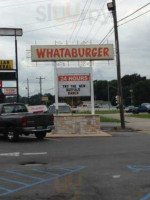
[0,0,150,97]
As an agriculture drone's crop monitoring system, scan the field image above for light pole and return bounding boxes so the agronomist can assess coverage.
[130,89,133,105]
[107,81,110,109]
[107,1,125,129]
[36,76,45,95]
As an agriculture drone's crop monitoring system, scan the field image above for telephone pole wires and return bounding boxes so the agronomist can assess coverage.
[36,76,45,95]
[26,78,29,103]
[107,0,125,129]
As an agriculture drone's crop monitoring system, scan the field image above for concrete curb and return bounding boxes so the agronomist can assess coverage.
[46,131,112,138]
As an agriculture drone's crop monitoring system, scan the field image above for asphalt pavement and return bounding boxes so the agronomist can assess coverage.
[0,131,150,200]
[101,113,150,133]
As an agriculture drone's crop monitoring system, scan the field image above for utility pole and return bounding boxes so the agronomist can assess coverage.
[107,81,110,110]
[26,78,29,103]
[107,0,125,129]
[36,76,45,95]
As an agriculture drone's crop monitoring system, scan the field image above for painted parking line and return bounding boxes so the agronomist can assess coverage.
[31,168,60,177]
[140,193,150,200]
[0,152,20,157]
[0,152,48,157]
[126,165,150,173]
[126,165,150,200]
[0,166,86,197]
[22,152,47,156]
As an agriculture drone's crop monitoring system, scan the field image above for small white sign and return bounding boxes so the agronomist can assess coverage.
[3,88,17,96]
[27,105,48,113]
[57,68,91,97]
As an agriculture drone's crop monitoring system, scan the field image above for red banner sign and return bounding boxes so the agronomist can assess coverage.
[58,75,90,82]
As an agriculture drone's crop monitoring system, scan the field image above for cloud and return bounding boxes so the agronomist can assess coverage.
[0,0,150,97]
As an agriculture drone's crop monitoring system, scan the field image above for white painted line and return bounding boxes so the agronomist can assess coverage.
[0,152,20,157]
[112,175,121,179]
[48,138,62,142]
[22,152,48,156]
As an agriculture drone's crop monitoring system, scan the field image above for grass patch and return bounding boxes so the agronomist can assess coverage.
[100,116,121,123]
[127,114,150,119]
[75,110,119,115]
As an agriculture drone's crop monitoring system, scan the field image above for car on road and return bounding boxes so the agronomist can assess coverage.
[0,103,54,142]
[48,103,71,114]
[132,105,149,114]
[126,106,137,113]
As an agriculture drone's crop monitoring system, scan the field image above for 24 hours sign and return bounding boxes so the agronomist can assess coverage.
[57,68,91,97]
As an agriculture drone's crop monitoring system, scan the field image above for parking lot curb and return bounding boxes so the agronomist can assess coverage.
[46,131,112,138]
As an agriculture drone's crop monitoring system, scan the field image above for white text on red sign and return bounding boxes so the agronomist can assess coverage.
[58,75,90,82]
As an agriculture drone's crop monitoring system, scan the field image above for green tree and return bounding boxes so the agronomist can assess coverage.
[134,80,150,106]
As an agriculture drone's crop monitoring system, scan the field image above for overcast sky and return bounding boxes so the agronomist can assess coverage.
[0,0,150,96]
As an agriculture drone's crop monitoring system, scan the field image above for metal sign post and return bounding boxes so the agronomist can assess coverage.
[54,61,59,115]
[15,32,19,102]
[90,61,95,115]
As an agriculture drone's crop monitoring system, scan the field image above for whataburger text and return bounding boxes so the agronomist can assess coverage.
[31,44,114,61]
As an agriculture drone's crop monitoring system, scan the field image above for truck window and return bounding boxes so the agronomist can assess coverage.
[2,105,28,114]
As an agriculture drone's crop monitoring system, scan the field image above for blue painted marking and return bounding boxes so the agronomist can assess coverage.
[140,193,150,200]
[126,165,150,200]
[126,165,150,173]
[0,166,86,197]
[0,177,28,186]
[58,167,74,172]
[0,186,11,192]
[31,169,60,177]
[5,170,44,181]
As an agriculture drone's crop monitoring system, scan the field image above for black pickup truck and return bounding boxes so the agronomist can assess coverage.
[0,103,54,142]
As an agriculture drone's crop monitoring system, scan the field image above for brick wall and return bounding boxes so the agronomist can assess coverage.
[53,115,101,134]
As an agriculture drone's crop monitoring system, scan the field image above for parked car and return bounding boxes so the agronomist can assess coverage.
[48,103,71,114]
[0,103,54,142]
[27,105,48,113]
[126,106,137,113]
[132,105,149,114]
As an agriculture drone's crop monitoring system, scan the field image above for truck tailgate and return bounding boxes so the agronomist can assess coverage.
[24,113,53,128]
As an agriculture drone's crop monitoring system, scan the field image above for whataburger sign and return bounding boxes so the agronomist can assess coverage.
[31,44,114,61]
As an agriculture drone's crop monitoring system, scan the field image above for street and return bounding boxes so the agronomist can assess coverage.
[0,132,150,200]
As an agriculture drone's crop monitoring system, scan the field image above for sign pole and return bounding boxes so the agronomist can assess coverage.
[54,61,59,115]
[15,32,19,102]
[90,61,95,115]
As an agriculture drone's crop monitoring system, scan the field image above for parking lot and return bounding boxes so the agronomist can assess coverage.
[0,131,150,200]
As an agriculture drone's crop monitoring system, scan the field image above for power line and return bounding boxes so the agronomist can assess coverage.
[102,10,150,41]
[84,0,108,41]
[92,13,112,40]
[100,27,113,44]
[0,0,51,8]
[118,2,150,23]
[119,9,150,27]
[100,3,150,44]
[24,12,108,34]
[73,0,94,42]
[69,0,90,41]
[11,13,79,28]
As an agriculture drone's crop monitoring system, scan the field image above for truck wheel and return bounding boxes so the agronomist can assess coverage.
[35,132,47,139]
[7,128,19,142]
